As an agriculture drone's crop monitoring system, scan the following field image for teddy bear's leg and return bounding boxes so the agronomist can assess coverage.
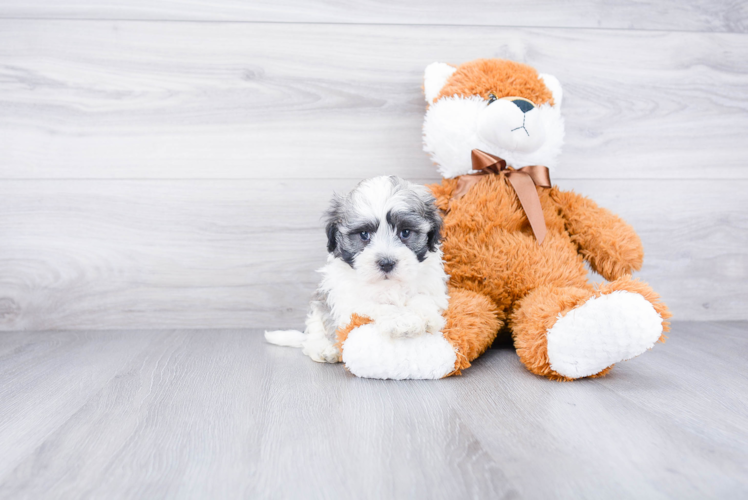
[338,315,460,380]
[442,287,504,376]
[510,276,671,381]
[336,291,502,380]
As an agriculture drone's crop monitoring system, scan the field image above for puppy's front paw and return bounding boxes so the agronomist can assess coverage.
[424,313,446,334]
[302,337,341,363]
[378,313,426,339]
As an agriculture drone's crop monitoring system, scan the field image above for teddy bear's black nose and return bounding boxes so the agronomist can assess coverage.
[512,99,535,113]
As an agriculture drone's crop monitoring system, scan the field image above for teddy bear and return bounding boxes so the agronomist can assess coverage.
[417,58,672,381]
[332,58,670,381]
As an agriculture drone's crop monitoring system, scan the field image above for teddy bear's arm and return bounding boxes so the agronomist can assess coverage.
[551,188,644,281]
[335,314,373,353]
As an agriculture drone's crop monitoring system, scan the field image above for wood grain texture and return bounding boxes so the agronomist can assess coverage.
[0,178,745,331]
[0,322,746,499]
[0,179,349,331]
[1,21,747,180]
[0,0,746,33]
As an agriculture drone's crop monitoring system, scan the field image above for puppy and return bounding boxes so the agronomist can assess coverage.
[265,176,448,364]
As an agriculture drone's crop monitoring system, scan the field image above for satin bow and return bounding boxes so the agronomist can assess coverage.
[452,149,552,245]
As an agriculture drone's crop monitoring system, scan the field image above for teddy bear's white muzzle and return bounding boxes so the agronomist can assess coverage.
[477,99,546,154]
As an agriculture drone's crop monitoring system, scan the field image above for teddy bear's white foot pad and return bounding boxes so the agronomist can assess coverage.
[546,291,663,379]
[342,324,457,380]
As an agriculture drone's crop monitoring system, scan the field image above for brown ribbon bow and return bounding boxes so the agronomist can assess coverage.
[453,149,552,245]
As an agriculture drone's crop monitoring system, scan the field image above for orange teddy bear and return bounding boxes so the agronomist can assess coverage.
[423,59,671,381]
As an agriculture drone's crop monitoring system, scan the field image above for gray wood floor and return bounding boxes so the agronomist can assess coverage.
[1,322,746,499]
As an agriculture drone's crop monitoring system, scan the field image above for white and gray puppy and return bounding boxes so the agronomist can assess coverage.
[265,176,449,363]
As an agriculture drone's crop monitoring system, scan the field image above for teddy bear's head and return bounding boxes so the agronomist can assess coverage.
[422,59,564,179]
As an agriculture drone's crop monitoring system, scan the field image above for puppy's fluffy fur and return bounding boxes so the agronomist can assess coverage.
[265,176,448,364]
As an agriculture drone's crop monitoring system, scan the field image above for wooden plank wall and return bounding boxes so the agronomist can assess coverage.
[0,2,746,329]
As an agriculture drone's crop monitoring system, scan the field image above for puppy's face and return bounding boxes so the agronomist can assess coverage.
[325,176,442,283]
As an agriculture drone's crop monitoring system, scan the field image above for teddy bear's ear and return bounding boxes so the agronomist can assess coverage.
[538,73,563,108]
[424,62,457,103]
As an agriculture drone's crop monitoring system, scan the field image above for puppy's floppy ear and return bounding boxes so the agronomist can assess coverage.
[425,205,442,252]
[415,186,443,252]
[324,194,344,254]
[325,220,338,253]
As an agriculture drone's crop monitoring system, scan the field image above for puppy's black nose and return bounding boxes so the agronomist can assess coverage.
[378,258,396,273]
[512,99,535,113]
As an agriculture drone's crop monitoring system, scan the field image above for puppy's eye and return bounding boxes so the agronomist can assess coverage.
[399,229,411,239]
[487,93,498,104]
[359,231,370,241]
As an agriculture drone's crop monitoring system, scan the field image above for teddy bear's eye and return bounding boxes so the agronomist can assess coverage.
[487,93,498,104]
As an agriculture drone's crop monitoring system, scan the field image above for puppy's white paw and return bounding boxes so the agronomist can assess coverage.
[403,294,446,334]
[302,336,341,363]
[378,312,427,339]
[424,312,446,334]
